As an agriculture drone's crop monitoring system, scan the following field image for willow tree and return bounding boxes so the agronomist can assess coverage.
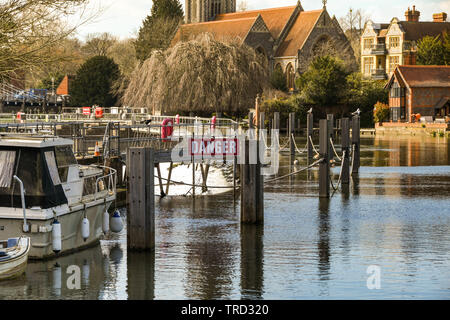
[123,34,269,116]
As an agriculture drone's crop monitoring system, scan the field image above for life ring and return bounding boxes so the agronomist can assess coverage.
[175,114,180,124]
[211,116,217,130]
[161,118,174,142]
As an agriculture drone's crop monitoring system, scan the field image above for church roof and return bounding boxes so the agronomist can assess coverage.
[214,5,297,39]
[276,9,324,56]
[171,17,258,45]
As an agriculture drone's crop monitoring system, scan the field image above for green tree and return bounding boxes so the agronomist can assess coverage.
[134,0,184,62]
[417,34,448,65]
[36,73,65,91]
[346,72,388,127]
[70,56,120,107]
[270,65,287,92]
[373,102,390,123]
[296,55,350,106]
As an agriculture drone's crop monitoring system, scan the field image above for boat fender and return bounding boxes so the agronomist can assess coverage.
[52,220,62,254]
[81,217,90,242]
[103,211,110,235]
[161,118,174,142]
[110,210,123,233]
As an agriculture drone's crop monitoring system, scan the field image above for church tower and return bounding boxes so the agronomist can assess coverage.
[185,0,236,23]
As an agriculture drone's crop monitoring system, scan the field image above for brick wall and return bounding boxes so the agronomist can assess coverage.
[410,87,450,116]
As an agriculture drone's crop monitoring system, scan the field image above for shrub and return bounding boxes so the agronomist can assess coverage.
[270,65,287,92]
[373,102,390,123]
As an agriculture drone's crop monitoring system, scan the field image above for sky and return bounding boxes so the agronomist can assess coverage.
[74,0,450,40]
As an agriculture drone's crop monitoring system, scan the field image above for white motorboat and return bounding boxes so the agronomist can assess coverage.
[0,134,118,259]
[0,237,30,280]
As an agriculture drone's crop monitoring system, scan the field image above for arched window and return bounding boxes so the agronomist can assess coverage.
[286,63,295,91]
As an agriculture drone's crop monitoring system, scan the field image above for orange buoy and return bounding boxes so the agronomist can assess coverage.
[94,142,101,156]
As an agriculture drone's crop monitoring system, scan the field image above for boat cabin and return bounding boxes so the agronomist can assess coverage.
[0,135,84,209]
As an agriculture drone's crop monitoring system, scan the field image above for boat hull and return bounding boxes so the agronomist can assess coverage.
[0,238,30,280]
[0,201,113,260]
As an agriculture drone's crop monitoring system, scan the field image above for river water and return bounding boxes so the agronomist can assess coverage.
[1,134,449,300]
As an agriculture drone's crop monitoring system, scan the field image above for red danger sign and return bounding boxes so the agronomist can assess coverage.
[189,138,238,156]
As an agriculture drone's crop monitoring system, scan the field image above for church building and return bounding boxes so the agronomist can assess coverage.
[173,1,355,91]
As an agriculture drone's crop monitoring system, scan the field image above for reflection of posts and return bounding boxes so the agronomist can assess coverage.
[127,251,155,300]
[240,224,264,299]
[240,139,264,224]
[127,148,155,251]
[318,198,331,283]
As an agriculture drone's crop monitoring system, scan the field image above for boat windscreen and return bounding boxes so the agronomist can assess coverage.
[0,147,67,209]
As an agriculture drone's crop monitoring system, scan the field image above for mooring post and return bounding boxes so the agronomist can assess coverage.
[240,139,264,224]
[307,112,313,160]
[327,114,334,163]
[127,147,155,251]
[289,112,295,157]
[273,112,280,131]
[351,115,361,174]
[319,120,330,198]
[341,118,350,184]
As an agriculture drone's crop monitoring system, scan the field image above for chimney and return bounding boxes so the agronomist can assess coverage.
[405,5,420,22]
[433,12,447,22]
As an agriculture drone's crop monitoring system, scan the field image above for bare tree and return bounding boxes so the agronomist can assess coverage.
[0,0,101,82]
[237,0,248,12]
[339,8,371,63]
[82,32,117,57]
[122,34,269,115]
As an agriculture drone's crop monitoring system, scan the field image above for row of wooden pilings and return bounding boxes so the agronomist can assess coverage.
[126,112,360,251]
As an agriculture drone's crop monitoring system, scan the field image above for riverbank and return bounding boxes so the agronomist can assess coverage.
[375,122,450,137]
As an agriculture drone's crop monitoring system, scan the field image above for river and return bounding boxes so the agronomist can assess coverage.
[1,134,449,300]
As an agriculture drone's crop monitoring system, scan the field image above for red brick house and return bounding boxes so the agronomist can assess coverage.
[385,65,450,122]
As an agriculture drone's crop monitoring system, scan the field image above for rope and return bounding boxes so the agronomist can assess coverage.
[291,133,308,154]
[330,150,346,192]
[264,158,323,183]
[330,137,342,161]
[309,135,320,156]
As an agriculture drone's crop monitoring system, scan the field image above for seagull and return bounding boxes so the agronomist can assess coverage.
[351,108,361,116]
[307,108,313,114]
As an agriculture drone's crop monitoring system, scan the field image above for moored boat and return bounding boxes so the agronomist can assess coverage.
[0,237,30,280]
[0,134,118,259]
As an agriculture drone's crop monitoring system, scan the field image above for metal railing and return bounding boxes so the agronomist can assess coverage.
[94,166,117,201]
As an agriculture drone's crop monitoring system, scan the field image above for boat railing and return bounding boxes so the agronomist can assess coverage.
[94,166,117,201]
[12,176,29,233]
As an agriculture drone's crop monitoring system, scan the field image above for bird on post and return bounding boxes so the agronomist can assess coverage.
[307,108,313,114]
[351,108,361,116]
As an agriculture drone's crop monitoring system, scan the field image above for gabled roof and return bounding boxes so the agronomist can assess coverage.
[215,5,297,39]
[171,17,258,45]
[398,21,450,41]
[276,9,323,57]
[387,65,450,89]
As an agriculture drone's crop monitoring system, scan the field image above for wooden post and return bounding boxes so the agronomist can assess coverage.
[327,114,334,163]
[240,139,263,224]
[289,112,295,157]
[341,118,350,185]
[127,147,155,251]
[273,112,280,131]
[352,115,360,174]
[307,113,313,160]
[319,120,330,198]
[156,163,165,198]
[255,94,261,129]
[191,132,195,198]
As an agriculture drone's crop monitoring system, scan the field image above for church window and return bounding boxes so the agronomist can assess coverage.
[286,63,295,91]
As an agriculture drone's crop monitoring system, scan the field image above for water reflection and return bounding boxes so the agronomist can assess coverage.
[317,199,331,296]
[240,224,264,300]
[127,251,155,300]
